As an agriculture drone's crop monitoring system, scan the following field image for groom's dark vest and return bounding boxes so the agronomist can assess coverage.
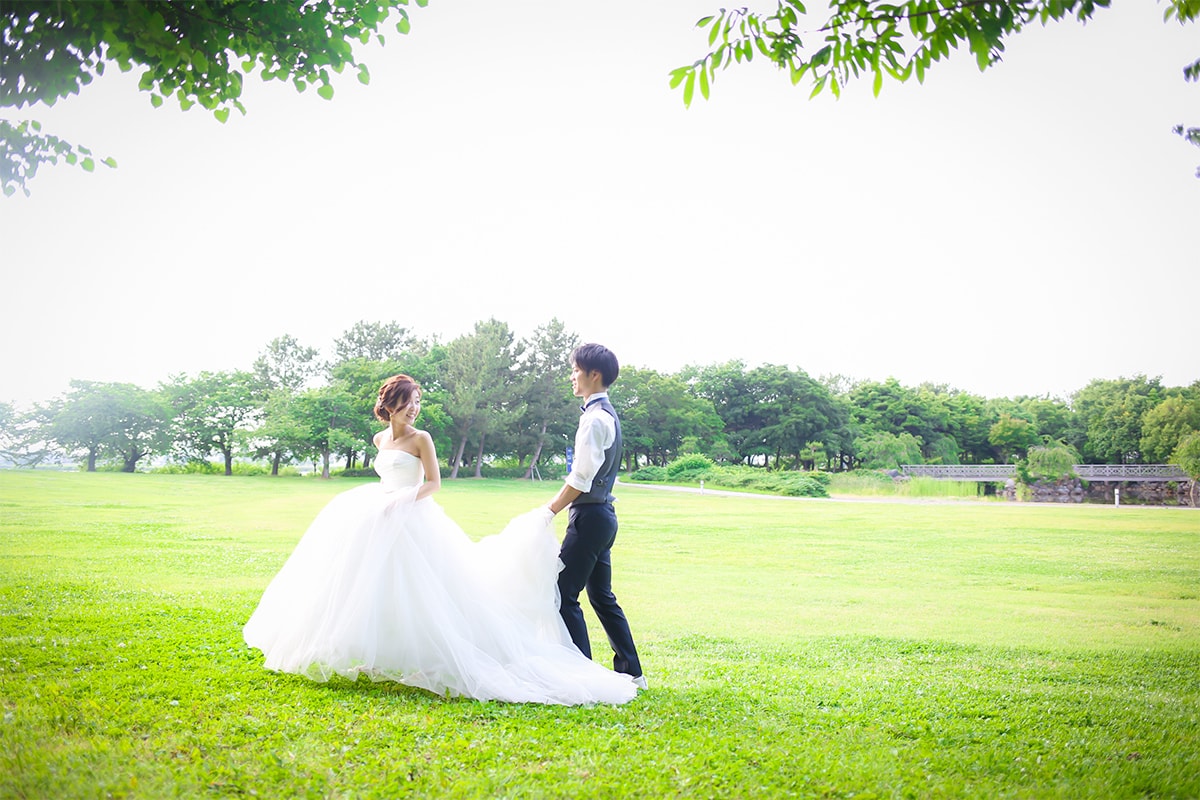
[574,396,622,506]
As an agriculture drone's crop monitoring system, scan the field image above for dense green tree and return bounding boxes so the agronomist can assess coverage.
[848,378,953,461]
[682,360,771,466]
[252,334,322,395]
[0,401,16,461]
[1071,376,1165,464]
[166,370,259,475]
[106,385,172,472]
[614,366,724,468]
[1170,431,1200,504]
[248,334,324,472]
[292,384,361,479]
[752,364,844,470]
[38,380,171,471]
[798,440,826,471]
[332,320,423,366]
[440,319,526,479]
[0,400,49,467]
[819,387,859,470]
[853,431,923,470]
[2,0,429,196]
[37,382,111,471]
[612,366,658,468]
[943,390,993,464]
[514,319,580,479]
[1020,396,1074,444]
[671,0,1199,173]
[251,391,310,476]
[1140,394,1200,463]
[988,412,1041,463]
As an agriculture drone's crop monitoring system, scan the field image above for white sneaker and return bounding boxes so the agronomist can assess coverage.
[631,674,648,691]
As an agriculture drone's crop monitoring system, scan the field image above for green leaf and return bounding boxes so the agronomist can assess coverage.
[214,107,230,123]
[102,157,118,168]
[683,72,696,107]
[357,64,370,85]
[317,83,335,100]
[872,69,883,97]
[397,14,411,34]
[668,67,689,89]
[699,65,710,100]
[809,74,827,99]
[150,93,164,108]
[81,157,95,172]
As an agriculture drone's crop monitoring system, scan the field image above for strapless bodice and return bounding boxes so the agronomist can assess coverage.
[374,449,424,492]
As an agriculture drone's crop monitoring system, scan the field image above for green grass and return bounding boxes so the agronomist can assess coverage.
[1,471,1198,798]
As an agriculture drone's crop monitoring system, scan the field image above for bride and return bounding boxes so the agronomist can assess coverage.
[243,374,637,705]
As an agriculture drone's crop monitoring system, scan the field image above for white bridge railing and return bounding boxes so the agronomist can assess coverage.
[899,464,1191,482]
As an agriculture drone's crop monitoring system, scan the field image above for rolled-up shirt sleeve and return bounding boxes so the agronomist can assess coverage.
[565,409,614,494]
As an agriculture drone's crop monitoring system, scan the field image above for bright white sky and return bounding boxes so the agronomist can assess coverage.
[2,0,1197,409]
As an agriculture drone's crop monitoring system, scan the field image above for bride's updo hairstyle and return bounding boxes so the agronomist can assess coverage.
[374,374,421,422]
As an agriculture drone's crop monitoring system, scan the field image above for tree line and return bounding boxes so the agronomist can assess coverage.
[3,318,1199,479]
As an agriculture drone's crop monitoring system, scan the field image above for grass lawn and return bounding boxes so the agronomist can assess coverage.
[1,470,1198,798]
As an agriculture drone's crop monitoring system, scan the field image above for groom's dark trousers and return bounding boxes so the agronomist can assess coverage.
[558,502,642,677]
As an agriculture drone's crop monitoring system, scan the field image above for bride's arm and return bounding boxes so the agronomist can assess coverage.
[414,431,442,501]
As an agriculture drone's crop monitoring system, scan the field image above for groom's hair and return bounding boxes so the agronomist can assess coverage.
[375,374,421,422]
[572,343,619,387]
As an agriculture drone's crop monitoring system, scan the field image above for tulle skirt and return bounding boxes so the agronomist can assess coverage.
[243,483,636,706]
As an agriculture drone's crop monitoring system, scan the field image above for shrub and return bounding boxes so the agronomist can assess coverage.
[151,461,295,476]
[666,454,716,481]
[151,461,224,475]
[685,464,830,497]
[777,474,828,497]
[1017,442,1079,484]
[630,466,668,482]
[333,468,378,478]
[806,470,832,487]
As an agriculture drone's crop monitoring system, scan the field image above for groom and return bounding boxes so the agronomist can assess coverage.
[544,343,646,690]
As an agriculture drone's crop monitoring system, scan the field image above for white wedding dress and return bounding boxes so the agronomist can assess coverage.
[243,449,637,705]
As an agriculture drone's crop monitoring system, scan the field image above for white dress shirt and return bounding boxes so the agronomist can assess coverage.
[565,391,616,495]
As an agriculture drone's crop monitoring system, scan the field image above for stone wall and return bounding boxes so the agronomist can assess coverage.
[1030,478,1085,503]
[1083,480,1194,507]
[999,478,1194,505]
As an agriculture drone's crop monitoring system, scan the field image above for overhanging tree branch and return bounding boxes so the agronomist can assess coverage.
[1,0,429,197]
[672,0,1199,174]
